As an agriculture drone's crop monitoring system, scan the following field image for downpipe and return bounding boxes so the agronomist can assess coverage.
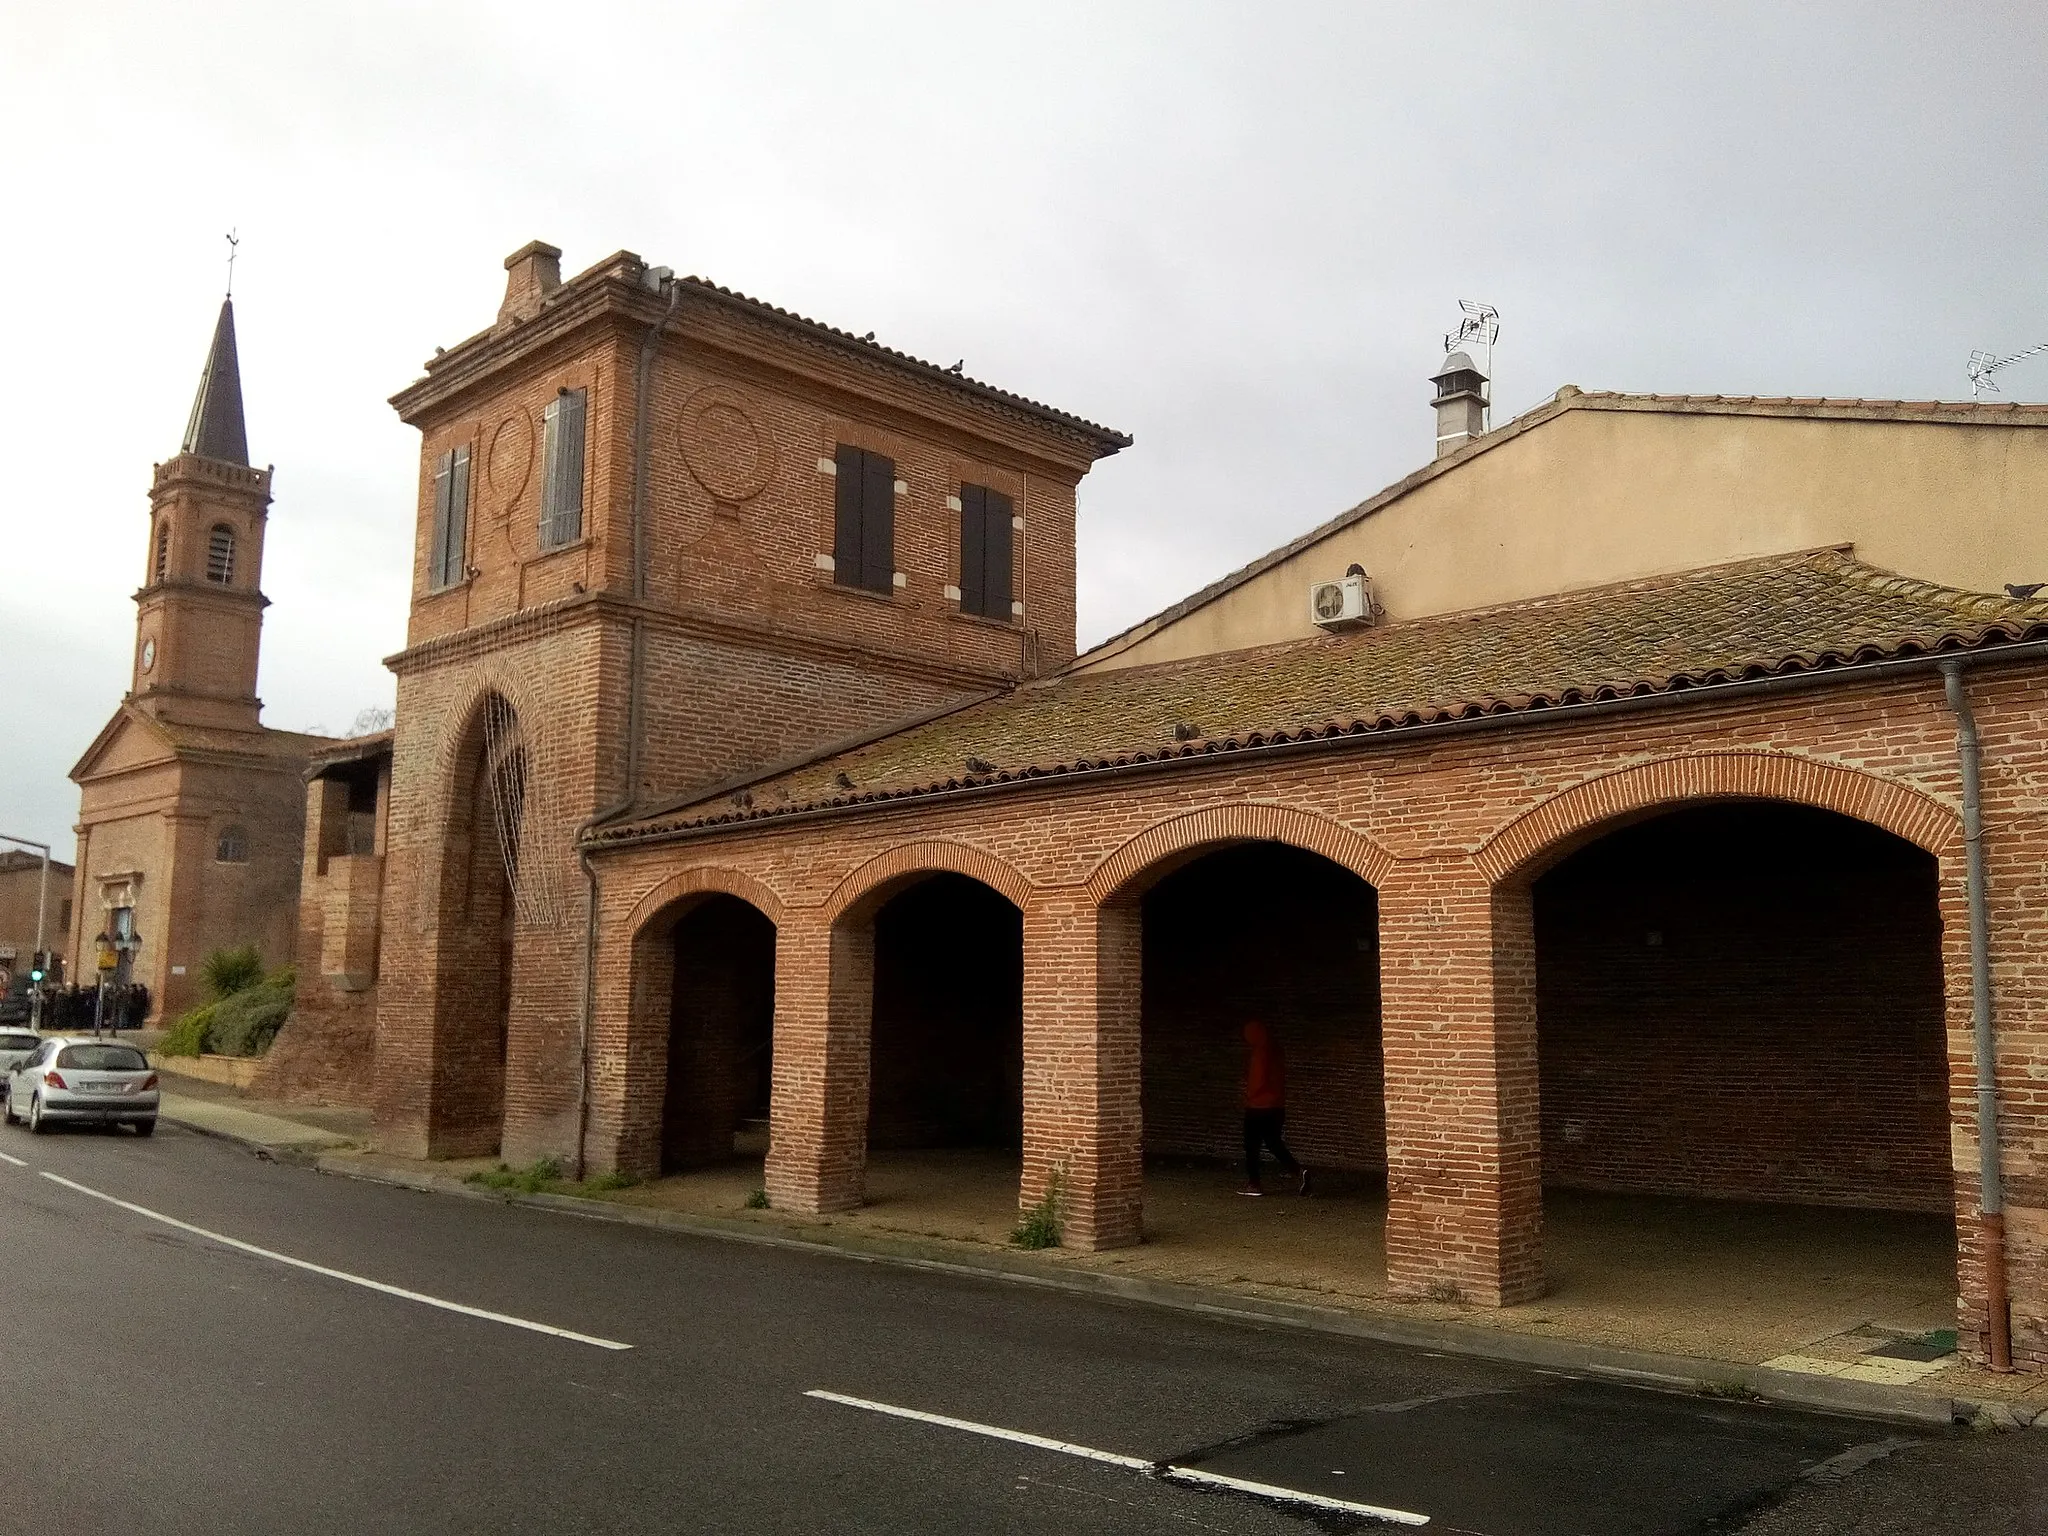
[1940,659,2013,1372]
[571,270,678,1180]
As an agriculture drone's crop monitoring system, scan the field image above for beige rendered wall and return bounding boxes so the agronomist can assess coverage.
[1080,405,2048,671]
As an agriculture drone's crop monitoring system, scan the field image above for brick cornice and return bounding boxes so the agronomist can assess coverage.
[386,589,1019,694]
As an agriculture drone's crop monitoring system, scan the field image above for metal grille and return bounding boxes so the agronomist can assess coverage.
[477,693,564,927]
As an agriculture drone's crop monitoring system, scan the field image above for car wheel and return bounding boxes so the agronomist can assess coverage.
[133,1118,156,1138]
[27,1095,49,1135]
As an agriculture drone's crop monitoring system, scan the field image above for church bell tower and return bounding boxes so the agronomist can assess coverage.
[131,298,274,733]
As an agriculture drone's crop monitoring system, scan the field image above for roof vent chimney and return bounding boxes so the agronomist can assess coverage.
[499,240,563,327]
[1430,351,1489,459]
[1431,300,1499,459]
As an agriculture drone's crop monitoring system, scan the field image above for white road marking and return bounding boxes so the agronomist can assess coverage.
[805,1389,1430,1526]
[0,1151,27,1167]
[805,1390,1152,1469]
[38,1171,632,1351]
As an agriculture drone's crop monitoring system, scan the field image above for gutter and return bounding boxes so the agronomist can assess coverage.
[571,271,679,1178]
[1938,659,2013,1372]
[589,633,2048,852]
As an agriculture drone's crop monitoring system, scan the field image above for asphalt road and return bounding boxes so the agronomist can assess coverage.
[0,1122,2039,1535]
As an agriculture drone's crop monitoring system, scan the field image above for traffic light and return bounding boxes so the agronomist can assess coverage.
[28,951,45,984]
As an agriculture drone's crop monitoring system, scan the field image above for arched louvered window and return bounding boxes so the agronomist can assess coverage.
[153,519,172,582]
[215,825,249,863]
[206,524,236,585]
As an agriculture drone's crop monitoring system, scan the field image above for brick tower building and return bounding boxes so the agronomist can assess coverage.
[69,297,327,1019]
[372,243,1128,1161]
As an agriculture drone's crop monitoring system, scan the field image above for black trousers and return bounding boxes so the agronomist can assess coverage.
[1243,1107,1299,1186]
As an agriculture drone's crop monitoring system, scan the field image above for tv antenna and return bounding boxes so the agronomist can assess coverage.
[224,228,240,298]
[1969,340,2048,399]
[1444,300,1500,428]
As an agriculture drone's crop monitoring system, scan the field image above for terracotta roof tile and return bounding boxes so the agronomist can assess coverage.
[599,551,2048,844]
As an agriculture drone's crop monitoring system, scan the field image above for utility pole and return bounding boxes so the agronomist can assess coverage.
[0,835,52,1033]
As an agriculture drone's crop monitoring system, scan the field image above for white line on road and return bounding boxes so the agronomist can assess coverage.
[0,1151,27,1167]
[804,1389,1430,1526]
[38,1171,633,1351]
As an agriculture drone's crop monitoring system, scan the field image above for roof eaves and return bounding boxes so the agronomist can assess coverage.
[591,621,2048,851]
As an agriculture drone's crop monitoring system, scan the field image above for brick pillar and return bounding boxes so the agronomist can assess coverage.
[1021,893,1142,1250]
[763,912,868,1213]
[582,896,672,1180]
[1377,857,1543,1306]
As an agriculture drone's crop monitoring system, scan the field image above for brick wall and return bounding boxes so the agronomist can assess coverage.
[1535,803,1950,1213]
[580,663,2048,1366]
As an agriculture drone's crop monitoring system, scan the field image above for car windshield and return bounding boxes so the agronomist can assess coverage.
[55,1045,148,1073]
[0,1034,39,1053]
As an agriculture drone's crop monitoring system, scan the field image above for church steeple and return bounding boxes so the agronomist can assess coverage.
[181,297,250,466]
[131,296,273,732]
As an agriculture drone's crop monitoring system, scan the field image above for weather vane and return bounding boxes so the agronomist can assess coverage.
[225,228,240,298]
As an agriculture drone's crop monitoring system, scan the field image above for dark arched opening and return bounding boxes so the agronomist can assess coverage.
[663,895,776,1173]
[1137,842,1384,1271]
[1532,802,1955,1351]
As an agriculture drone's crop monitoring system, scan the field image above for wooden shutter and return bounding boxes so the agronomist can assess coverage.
[860,450,895,592]
[446,444,471,586]
[833,443,864,584]
[983,487,1014,616]
[430,450,454,588]
[541,390,587,547]
[958,484,986,615]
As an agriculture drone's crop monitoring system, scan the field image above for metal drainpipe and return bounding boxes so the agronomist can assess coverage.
[571,272,679,1179]
[1940,658,2013,1372]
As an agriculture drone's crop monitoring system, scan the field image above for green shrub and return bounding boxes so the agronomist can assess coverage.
[157,1003,216,1057]
[582,1170,638,1194]
[744,1188,770,1210]
[206,965,296,1057]
[201,945,264,1001]
[466,1158,567,1195]
[1011,1169,1065,1249]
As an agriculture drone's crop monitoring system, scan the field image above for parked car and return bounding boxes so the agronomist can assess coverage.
[3,1038,158,1135]
[0,1031,41,1094]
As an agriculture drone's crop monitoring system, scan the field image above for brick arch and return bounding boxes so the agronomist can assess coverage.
[823,840,1035,926]
[1085,802,1397,905]
[432,664,549,782]
[626,864,788,940]
[1473,751,1961,886]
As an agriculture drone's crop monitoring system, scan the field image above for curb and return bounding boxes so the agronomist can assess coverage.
[157,1104,355,1166]
[306,1151,1978,1429]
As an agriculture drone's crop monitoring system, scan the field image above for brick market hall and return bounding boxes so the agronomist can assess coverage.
[90,241,2048,1374]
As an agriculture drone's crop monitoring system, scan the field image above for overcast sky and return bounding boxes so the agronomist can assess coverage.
[2,2,2044,856]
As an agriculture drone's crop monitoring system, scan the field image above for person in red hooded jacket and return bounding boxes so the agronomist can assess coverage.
[1241,1020,1310,1196]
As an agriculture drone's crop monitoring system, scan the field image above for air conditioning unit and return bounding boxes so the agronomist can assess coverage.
[1309,572,1373,630]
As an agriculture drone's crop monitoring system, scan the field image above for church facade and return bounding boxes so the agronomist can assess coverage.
[69,299,327,1020]
[269,241,2048,1373]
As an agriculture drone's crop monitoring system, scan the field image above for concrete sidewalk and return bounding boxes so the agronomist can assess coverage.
[159,1092,363,1156]
[150,1079,2047,1431]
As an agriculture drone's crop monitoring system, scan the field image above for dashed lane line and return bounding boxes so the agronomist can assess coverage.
[0,1150,27,1167]
[804,1389,1431,1526]
[37,1170,633,1351]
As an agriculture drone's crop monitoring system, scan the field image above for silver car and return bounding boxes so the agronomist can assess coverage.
[0,1030,40,1086]
[3,1038,159,1135]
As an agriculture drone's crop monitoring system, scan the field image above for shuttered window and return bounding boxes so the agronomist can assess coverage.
[206,525,236,585]
[153,519,172,582]
[430,444,472,589]
[832,443,896,594]
[957,484,1014,619]
[540,388,587,550]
